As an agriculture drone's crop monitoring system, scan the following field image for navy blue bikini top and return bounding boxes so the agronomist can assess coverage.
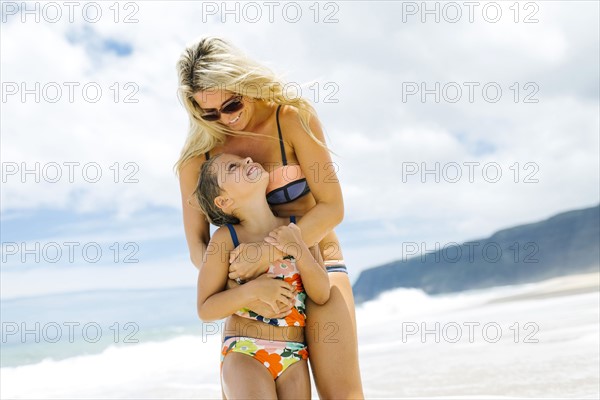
[204,105,311,205]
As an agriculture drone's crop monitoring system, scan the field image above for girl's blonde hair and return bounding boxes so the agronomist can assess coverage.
[173,36,329,175]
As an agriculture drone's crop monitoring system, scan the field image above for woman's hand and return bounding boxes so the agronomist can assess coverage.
[248,274,296,314]
[229,242,284,281]
[263,223,306,259]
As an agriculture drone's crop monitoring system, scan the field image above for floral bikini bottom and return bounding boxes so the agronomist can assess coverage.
[220,336,308,380]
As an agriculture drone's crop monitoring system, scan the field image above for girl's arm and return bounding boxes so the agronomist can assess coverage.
[197,226,295,321]
[265,223,330,305]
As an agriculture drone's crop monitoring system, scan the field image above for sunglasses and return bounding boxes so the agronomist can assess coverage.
[199,95,244,122]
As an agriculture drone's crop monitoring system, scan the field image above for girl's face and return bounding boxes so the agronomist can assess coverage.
[214,153,268,202]
[192,89,255,131]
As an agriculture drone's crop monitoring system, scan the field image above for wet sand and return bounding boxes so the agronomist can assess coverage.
[487,271,600,304]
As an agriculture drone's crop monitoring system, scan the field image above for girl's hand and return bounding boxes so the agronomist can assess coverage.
[263,223,305,259]
[246,300,293,319]
[249,274,295,314]
[228,242,284,281]
[226,278,293,318]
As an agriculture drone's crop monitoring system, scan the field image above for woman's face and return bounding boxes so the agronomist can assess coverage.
[214,153,268,200]
[192,89,255,131]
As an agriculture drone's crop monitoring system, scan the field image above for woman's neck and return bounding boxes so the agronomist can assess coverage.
[244,99,274,133]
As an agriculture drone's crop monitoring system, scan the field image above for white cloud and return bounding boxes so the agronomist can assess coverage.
[1,1,598,287]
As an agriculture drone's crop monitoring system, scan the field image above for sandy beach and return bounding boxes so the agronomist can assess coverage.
[486,272,600,303]
[356,271,600,399]
[2,271,599,399]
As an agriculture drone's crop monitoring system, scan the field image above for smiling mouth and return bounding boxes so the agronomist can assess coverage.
[229,111,242,125]
[247,165,257,176]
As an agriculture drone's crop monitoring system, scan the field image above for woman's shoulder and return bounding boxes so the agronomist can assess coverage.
[278,103,326,147]
[278,103,318,124]
[178,153,208,178]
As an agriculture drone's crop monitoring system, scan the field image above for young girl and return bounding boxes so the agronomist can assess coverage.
[194,152,330,399]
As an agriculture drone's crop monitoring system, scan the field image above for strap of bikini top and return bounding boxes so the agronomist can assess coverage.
[205,151,210,161]
[275,104,288,166]
[225,223,239,248]
[227,217,295,248]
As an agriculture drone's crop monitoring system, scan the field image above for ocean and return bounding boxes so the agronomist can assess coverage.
[1,273,598,399]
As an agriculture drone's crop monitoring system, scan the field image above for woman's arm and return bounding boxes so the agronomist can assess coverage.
[228,106,344,280]
[179,156,211,270]
[265,223,330,305]
[197,227,295,321]
[301,245,331,304]
[283,106,344,247]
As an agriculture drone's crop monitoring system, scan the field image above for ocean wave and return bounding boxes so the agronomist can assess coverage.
[2,273,598,399]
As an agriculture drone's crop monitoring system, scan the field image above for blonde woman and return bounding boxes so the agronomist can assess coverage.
[175,37,364,399]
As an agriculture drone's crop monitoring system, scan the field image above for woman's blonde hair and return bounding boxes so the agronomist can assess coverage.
[173,36,329,175]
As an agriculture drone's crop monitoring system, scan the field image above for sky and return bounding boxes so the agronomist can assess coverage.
[1,0,599,298]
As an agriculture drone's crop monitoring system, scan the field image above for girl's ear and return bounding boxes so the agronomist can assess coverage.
[214,195,232,211]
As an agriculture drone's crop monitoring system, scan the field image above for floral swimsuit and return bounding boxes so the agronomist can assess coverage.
[221,216,308,380]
